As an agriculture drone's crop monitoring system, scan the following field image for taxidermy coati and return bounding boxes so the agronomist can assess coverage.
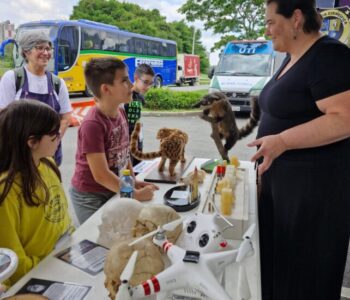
[130,122,188,176]
[192,92,260,161]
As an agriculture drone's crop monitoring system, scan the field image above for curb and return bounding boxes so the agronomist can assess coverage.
[142,110,201,117]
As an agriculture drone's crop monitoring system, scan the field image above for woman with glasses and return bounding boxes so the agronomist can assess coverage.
[0,101,73,288]
[0,31,72,166]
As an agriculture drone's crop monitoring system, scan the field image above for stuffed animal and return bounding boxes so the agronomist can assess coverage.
[192,92,260,161]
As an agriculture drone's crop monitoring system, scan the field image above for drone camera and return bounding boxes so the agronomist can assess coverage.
[187,221,197,233]
[199,233,210,248]
[183,250,200,263]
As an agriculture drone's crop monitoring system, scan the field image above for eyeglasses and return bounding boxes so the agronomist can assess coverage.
[34,45,52,53]
[139,78,154,86]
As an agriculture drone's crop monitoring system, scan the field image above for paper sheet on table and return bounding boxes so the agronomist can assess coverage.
[133,160,158,174]
[16,278,91,300]
[171,190,189,199]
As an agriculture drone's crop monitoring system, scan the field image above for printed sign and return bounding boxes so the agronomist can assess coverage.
[17,278,91,300]
[225,41,273,55]
[320,6,350,46]
[216,76,265,92]
[55,240,108,276]
[135,58,163,68]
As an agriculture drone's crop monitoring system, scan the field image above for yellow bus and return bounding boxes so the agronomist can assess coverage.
[3,19,177,95]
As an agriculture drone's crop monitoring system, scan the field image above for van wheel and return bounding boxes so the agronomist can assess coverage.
[154,76,162,88]
[84,85,93,97]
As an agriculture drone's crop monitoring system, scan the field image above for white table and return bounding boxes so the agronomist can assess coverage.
[3,158,260,300]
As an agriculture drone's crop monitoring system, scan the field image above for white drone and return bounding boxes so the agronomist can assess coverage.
[115,214,256,300]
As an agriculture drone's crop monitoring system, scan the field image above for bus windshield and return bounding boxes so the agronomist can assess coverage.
[14,25,58,71]
[217,53,272,77]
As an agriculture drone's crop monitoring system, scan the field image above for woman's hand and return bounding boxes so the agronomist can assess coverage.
[134,185,158,201]
[248,134,289,175]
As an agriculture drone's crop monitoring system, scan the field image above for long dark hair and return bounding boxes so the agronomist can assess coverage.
[0,100,61,206]
[266,0,322,33]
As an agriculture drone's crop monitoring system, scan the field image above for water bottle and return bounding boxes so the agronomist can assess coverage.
[120,169,134,198]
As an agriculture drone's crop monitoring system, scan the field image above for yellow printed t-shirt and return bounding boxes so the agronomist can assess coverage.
[0,160,73,286]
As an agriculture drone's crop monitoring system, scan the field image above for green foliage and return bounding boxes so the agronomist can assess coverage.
[179,0,265,51]
[144,88,207,110]
[71,0,209,73]
[0,44,14,77]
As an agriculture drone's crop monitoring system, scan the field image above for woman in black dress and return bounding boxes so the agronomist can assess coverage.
[249,1,350,299]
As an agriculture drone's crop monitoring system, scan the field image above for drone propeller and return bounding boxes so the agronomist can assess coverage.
[116,250,138,300]
[210,197,234,228]
[236,224,256,263]
[238,264,251,300]
[236,224,255,300]
[129,218,183,247]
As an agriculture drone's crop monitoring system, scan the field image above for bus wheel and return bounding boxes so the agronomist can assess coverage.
[154,76,162,88]
[84,85,93,97]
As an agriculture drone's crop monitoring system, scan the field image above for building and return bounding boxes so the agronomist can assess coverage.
[0,20,15,43]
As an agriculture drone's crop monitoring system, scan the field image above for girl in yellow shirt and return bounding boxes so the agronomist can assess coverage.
[0,101,73,287]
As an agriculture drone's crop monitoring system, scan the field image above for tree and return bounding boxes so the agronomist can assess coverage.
[71,0,209,72]
[179,0,265,51]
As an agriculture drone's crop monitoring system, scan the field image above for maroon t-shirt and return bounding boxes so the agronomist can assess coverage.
[71,105,130,193]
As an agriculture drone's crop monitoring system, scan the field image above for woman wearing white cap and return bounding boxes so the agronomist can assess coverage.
[0,30,72,166]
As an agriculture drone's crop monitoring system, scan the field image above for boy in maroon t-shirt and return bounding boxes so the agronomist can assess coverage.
[70,58,158,224]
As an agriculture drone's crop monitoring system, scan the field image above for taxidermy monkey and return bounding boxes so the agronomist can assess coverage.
[192,92,260,161]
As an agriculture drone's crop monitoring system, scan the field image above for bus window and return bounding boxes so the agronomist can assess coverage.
[81,28,103,50]
[148,41,160,56]
[127,38,135,53]
[58,26,79,71]
[102,32,118,51]
[119,34,134,53]
[167,43,176,57]
[134,38,147,55]
[161,42,167,56]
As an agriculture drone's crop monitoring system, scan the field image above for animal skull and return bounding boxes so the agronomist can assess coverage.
[104,239,164,300]
[97,198,144,248]
[132,204,182,243]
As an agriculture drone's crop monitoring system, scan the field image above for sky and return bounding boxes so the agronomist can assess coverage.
[0,0,221,65]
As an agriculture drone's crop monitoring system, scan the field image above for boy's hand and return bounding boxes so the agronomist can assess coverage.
[135,180,159,190]
[134,185,157,201]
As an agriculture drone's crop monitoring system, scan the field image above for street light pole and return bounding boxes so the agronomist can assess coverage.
[192,27,196,54]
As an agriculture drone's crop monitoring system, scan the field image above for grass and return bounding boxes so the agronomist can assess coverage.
[199,73,210,85]
[0,44,14,77]
[0,59,13,77]
[143,89,208,113]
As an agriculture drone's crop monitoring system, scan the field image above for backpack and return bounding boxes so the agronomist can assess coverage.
[14,67,61,95]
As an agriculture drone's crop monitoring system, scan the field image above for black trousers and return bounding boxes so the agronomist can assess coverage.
[259,157,350,300]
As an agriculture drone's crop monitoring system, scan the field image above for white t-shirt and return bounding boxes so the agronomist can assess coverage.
[0,66,72,114]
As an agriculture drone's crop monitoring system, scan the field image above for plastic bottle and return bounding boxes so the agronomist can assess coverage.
[120,169,134,198]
